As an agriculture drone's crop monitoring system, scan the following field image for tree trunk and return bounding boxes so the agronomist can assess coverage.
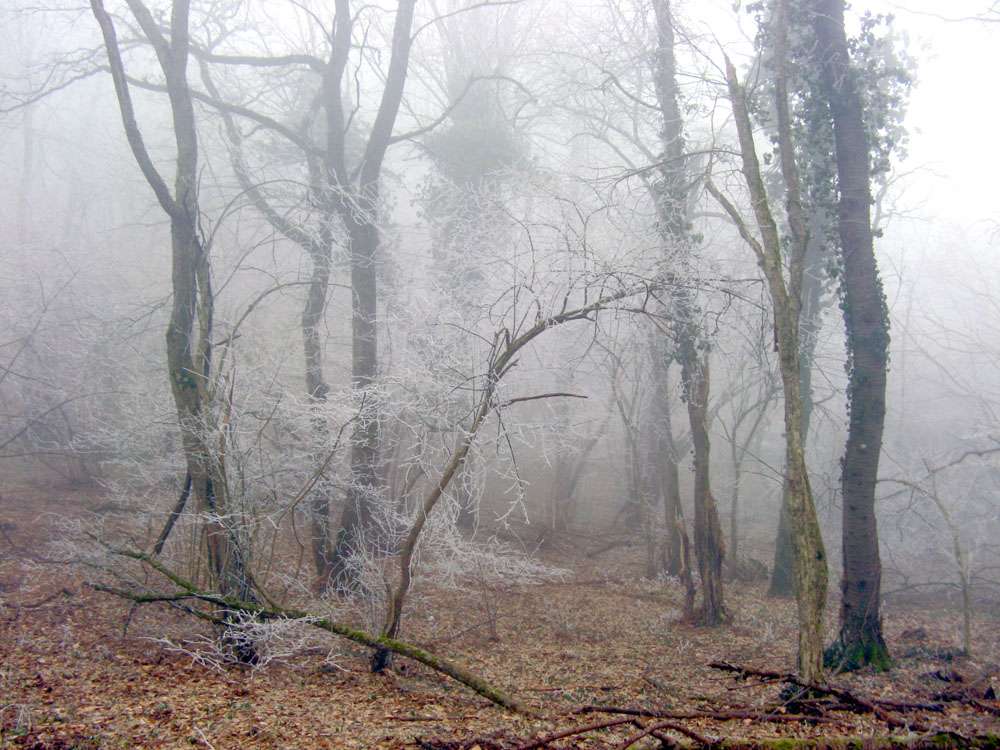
[193,59,340,591]
[683,351,726,623]
[329,204,384,587]
[770,224,824,597]
[652,366,685,578]
[92,0,256,661]
[651,0,725,625]
[301,244,336,582]
[768,498,795,596]
[325,0,416,587]
[814,0,890,672]
[710,19,829,675]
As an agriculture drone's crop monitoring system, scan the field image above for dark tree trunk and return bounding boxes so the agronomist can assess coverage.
[651,368,685,578]
[815,0,891,672]
[769,499,795,596]
[329,202,385,587]
[683,352,726,624]
[660,443,685,576]
[92,0,256,661]
[681,356,726,625]
[648,355,696,614]
[323,0,416,587]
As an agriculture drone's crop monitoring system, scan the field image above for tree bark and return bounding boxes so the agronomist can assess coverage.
[710,13,828,675]
[91,0,256,660]
[683,352,726,623]
[325,0,417,587]
[651,0,725,624]
[769,224,824,597]
[302,244,336,583]
[329,200,385,586]
[814,0,890,671]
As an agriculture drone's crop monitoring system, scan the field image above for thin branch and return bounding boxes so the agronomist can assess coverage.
[498,392,587,408]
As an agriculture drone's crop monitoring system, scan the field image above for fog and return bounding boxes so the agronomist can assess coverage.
[1,0,997,675]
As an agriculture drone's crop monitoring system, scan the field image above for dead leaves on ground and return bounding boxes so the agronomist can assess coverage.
[1,482,998,749]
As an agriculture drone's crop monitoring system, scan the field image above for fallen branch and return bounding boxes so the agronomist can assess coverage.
[514,718,637,750]
[512,720,994,750]
[709,662,955,735]
[968,697,1000,718]
[709,661,944,713]
[15,587,75,610]
[573,704,841,724]
[619,719,712,748]
[89,547,532,715]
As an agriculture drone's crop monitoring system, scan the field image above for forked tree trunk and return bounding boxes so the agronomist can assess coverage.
[325,0,417,586]
[710,18,829,675]
[91,0,256,660]
[651,0,726,625]
[814,0,890,671]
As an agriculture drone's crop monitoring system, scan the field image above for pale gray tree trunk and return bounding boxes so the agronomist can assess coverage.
[709,1,828,675]
[651,0,726,624]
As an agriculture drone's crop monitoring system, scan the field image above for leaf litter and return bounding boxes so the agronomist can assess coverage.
[1,481,998,749]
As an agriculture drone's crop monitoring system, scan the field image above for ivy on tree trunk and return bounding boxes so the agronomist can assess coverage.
[814,0,891,673]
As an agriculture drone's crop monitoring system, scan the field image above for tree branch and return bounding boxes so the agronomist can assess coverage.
[90,547,532,715]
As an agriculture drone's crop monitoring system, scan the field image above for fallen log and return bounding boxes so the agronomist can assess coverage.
[90,547,532,716]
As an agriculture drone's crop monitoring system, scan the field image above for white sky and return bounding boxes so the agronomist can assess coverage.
[865,0,998,228]
[686,0,997,230]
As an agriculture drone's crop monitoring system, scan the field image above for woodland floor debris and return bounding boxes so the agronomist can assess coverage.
[2,481,999,749]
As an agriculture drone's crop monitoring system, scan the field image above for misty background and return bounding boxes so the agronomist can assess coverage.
[1,0,998,638]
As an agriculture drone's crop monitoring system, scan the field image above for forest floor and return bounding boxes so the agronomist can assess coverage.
[2,478,999,749]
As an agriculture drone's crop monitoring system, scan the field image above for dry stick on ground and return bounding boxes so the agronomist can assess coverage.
[710,661,945,713]
[565,706,991,750]
[710,661,956,735]
[88,547,532,715]
[618,719,712,749]
[968,697,1000,718]
[514,718,638,750]
[573,704,841,724]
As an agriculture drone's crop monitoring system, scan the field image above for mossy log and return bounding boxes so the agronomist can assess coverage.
[90,547,532,716]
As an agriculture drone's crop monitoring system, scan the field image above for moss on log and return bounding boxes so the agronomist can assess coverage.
[90,547,532,716]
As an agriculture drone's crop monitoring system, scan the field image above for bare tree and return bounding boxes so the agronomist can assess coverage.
[90,0,256,659]
[646,0,728,624]
[707,0,828,678]
[183,0,419,589]
[376,281,652,668]
[557,0,726,622]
